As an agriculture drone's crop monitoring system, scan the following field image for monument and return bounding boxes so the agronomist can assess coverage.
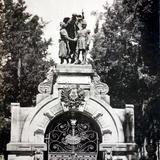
[58,12,90,64]
[7,14,136,160]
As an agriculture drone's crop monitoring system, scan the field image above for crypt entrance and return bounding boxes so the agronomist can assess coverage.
[44,111,102,160]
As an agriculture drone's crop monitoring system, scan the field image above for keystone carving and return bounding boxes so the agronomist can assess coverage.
[61,85,85,110]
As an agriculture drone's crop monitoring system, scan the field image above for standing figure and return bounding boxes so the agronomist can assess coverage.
[58,22,77,64]
[75,20,91,64]
[65,14,79,63]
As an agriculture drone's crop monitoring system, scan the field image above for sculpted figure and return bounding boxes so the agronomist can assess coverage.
[59,12,90,64]
[58,21,77,64]
[75,20,91,64]
[65,14,79,63]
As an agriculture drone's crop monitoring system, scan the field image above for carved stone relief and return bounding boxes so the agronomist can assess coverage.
[61,85,85,110]
[92,73,109,95]
[43,111,55,120]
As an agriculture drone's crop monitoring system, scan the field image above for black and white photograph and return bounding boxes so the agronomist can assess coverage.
[0,0,159,160]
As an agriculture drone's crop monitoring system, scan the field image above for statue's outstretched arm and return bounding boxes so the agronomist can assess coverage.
[61,30,76,42]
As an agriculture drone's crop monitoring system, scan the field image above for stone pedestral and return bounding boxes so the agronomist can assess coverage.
[56,64,94,89]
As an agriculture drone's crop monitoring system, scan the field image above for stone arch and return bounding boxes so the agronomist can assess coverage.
[21,95,61,142]
[85,97,124,143]
[21,95,124,144]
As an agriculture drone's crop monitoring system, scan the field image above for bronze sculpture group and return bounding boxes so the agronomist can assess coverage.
[58,13,91,64]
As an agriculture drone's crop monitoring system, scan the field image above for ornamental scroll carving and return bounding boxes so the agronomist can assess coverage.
[92,73,109,95]
[38,66,57,94]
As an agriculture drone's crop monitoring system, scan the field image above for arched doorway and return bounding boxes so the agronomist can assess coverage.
[44,111,102,160]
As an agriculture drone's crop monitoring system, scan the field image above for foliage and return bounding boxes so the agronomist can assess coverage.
[1,0,52,107]
[143,97,160,143]
[90,0,159,147]
[0,0,53,155]
[0,115,10,155]
[0,0,10,156]
[91,2,142,107]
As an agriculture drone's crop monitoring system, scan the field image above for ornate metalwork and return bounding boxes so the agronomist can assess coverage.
[61,85,85,109]
[48,120,98,153]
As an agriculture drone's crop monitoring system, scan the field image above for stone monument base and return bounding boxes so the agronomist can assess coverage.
[7,64,136,160]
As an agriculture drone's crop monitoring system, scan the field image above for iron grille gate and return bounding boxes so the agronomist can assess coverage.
[47,119,98,160]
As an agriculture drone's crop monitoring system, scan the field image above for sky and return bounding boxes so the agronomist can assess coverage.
[24,0,114,62]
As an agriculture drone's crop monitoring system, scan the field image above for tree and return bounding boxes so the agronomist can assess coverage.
[0,0,53,156]
[91,0,159,154]
[2,0,52,107]
[91,2,142,107]
[0,0,11,157]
